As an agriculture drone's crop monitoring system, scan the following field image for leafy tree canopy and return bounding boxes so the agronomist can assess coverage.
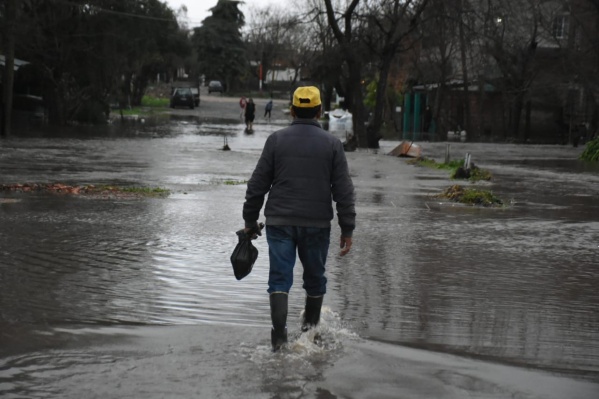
[11,0,189,124]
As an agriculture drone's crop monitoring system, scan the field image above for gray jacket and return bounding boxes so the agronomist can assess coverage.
[243,119,356,236]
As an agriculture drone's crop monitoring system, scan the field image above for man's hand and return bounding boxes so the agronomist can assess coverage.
[243,222,264,240]
[339,236,352,256]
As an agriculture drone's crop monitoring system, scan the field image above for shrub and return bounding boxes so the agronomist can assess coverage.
[436,185,503,207]
[580,137,599,162]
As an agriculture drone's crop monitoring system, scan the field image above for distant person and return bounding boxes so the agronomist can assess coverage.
[264,99,273,121]
[245,98,256,131]
[423,105,432,133]
[239,96,247,119]
[241,86,356,352]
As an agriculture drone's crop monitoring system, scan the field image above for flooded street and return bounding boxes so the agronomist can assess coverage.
[1,115,598,398]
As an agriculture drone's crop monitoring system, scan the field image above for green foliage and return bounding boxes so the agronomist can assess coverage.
[364,80,378,109]
[141,96,169,107]
[0,183,170,198]
[14,0,188,125]
[411,158,462,170]
[466,167,493,181]
[115,96,169,117]
[437,185,503,207]
[580,137,599,162]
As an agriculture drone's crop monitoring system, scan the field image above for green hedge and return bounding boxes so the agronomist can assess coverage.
[580,137,599,162]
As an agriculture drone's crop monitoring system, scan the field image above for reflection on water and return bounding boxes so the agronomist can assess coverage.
[1,120,598,377]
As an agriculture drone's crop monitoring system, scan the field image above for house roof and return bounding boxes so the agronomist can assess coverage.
[0,55,30,71]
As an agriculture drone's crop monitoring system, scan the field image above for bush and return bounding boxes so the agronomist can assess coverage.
[409,158,492,181]
[436,185,503,207]
[580,137,599,162]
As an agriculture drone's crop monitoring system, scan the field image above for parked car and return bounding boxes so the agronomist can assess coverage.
[208,80,224,94]
[170,87,194,109]
[190,87,200,106]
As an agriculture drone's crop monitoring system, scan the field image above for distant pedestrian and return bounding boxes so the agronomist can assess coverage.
[239,96,247,118]
[423,105,432,133]
[245,98,256,131]
[264,99,273,121]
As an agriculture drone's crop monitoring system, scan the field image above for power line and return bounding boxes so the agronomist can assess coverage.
[53,0,177,22]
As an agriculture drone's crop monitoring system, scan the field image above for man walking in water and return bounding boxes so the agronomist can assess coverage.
[242,86,356,351]
[244,98,256,132]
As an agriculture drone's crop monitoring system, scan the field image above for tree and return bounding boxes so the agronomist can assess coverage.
[298,0,345,112]
[416,0,462,135]
[552,0,599,139]
[12,0,188,125]
[479,0,542,141]
[361,0,429,146]
[193,0,246,91]
[244,5,300,92]
[324,0,370,148]
[324,0,429,148]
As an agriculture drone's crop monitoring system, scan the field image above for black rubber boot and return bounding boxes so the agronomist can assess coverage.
[270,293,288,352]
[301,295,324,332]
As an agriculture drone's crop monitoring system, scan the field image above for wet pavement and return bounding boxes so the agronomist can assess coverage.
[1,111,598,398]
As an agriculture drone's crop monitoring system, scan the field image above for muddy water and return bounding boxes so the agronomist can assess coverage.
[1,117,598,394]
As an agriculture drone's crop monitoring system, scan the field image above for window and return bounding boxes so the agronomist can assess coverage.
[552,15,569,39]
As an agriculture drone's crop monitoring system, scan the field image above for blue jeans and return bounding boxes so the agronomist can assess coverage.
[266,225,331,296]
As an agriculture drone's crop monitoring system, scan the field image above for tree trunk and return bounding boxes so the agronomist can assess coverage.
[347,61,367,148]
[1,0,17,136]
[323,0,368,148]
[322,83,334,112]
[458,0,472,140]
[120,73,132,110]
[433,84,446,136]
[132,74,148,106]
[524,100,531,142]
[366,55,393,148]
[512,92,524,140]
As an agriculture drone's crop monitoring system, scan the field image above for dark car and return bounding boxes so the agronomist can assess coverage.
[170,87,195,109]
[208,80,224,94]
[190,87,200,106]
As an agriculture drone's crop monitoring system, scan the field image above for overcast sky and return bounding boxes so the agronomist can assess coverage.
[165,0,283,28]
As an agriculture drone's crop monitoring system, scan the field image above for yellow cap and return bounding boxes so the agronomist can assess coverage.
[292,86,321,108]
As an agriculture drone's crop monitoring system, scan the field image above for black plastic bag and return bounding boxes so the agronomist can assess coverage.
[230,224,263,280]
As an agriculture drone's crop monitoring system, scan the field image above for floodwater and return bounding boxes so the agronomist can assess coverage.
[1,116,598,398]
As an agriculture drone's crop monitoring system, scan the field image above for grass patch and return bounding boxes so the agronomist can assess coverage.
[222,179,248,185]
[111,186,170,196]
[115,96,169,117]
[409,158,462,170]
[141,96,169,108]
[0,183,170,198]
[436,184,503,207]
[451,166,493,181]
[409,157,492,182]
